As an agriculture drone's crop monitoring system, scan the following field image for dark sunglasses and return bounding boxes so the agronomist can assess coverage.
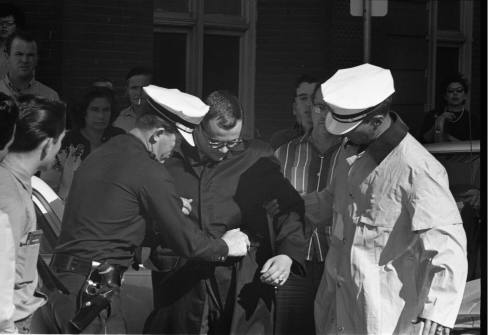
[208,138,243,150]
[446,87,464,94]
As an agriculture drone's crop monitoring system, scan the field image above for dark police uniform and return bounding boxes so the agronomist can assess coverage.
[38,134,229,334]
[145,139,307,335]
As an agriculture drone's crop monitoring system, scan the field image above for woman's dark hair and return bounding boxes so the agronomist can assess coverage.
[0,3,26,30]
[441,73,469,95]
[0,92,18,150]
[9,95,66,153]
[74,87,116,129]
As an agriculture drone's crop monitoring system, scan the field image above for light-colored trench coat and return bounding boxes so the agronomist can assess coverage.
[304,121,468,335]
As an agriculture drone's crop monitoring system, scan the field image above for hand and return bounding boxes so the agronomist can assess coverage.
[260,254,292,287]
[221,228,250,257]
[460,188,480,210]
[419,318,450,335]
[180,197,193,215]
[263,198,280,217]
[58,145,82,199]
[437,112,455,123]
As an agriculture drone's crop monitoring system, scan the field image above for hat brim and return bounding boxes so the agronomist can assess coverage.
[177,127,195,146]
[325,112,363,135]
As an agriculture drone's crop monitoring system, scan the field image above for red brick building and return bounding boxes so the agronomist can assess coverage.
[7,0,484,139]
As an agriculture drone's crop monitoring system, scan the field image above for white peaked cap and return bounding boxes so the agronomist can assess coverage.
[142,85,209,146]
[322,63,395,135]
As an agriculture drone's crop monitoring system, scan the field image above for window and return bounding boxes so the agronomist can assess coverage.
[426,0,473,110]
[153,0,257,138]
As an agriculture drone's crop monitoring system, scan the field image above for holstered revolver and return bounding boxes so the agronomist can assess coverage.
[70,263,124,332]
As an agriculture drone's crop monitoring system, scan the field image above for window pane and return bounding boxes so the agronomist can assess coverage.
[435,46,460,106]
[154,0,189,13]
[154,32,187,91]
[437,0,460,31]
[205,0,241,15]
[203,34,239,98]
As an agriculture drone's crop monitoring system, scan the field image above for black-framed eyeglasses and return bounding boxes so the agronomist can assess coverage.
[208,138,243,150]
[0,20,15,27]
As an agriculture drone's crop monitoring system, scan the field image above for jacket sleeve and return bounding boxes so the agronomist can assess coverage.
[140,170,228,262]
[408,161,468,328]
[248,157,308,274]
[302,181,334,226]
[0,212,16,333]
[416,224,468,328]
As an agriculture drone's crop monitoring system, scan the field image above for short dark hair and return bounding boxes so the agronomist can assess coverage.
[0,92,18,150]
[135,112,177,133]
[0,3,25,29]
[9,95,66,153]
[74,87,116,129]
[294,74,318,95]
[441,73,469,94]
[91,77,114,90]
[125,67,153,81]
[5,30,36,55]
[203,90,242,130]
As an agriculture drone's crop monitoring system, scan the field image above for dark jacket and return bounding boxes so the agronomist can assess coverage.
[146,139,307,335]
[55,134,228,266]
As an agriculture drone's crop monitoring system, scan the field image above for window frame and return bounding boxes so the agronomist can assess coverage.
[426,0,473,112]
[153,0,257,138]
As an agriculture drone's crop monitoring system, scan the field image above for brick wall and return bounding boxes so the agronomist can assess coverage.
[254,0,330,140]
[60,0,154,109]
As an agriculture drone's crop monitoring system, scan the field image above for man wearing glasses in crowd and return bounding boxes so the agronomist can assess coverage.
[145,90,307,335]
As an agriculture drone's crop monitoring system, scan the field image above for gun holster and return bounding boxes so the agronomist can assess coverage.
[70,263,126,332]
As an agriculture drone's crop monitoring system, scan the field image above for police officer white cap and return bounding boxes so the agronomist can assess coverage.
[142,85,209,146]
[322,63,395,135]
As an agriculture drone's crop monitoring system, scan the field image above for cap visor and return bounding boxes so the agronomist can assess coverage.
[177,127,195,146]
[325,113,362,135]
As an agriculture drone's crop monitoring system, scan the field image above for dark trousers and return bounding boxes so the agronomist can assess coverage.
[36,271,126,334]
[275,260,325,335]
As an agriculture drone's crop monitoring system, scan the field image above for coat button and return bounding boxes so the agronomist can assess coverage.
[336,282,342,288]
[338,326,344,332]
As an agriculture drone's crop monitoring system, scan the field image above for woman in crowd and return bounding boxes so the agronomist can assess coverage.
[42,87,124,199]
[420,73,480,143]
[0,95,66,333]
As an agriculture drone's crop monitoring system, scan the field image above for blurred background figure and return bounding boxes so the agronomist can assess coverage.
[270,75,317,149]
[0,2,25,78]
[273,83,341,335]
[0,31,59,101]
[113,66,152,132]
[420,73,480,143]
[40,87,123,199]
[0,96,66,334]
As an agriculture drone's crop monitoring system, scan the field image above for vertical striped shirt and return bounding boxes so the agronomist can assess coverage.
[275,134,341,261]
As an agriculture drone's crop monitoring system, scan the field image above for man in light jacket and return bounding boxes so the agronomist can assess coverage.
[304,64,468,335]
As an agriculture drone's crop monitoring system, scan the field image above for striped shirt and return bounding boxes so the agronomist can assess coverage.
[275,133,341,261]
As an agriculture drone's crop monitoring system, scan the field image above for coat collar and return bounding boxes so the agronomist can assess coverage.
[365,112,408,164]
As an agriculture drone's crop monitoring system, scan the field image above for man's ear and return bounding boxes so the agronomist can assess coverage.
[150,128,165,144]
[370,115,385,129]
[39,138,51,161]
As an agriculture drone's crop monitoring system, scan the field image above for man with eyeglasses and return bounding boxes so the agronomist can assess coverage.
[0,3,25,78]
[145,90,307,335]
[273,83,341,335]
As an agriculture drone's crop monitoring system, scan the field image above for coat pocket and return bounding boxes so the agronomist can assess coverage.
[17,229,42,285]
